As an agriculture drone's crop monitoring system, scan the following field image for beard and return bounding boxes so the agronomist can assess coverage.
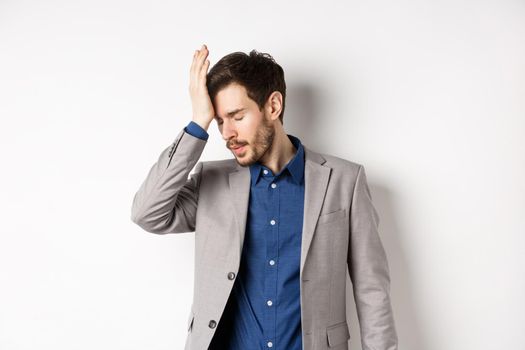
[231,116,275,167]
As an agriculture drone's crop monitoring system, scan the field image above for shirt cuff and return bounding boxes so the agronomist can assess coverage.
[184,121,209,141]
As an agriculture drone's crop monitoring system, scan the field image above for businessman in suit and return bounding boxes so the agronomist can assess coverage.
[131,44,398,350]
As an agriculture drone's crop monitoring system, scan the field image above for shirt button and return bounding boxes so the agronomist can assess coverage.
[263,169,269,175]
[267,341,273,348]
[271,183,277,188]
[227,272,236,280]
[267,300,273,306]
[269,259,275,266]
[209,320,217,328]
[270,219,276,225]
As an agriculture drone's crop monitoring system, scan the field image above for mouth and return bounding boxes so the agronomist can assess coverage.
[231,145,246,155]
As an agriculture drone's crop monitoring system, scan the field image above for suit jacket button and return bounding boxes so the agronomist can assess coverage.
[208,320,217,328]
[227,272,236,280]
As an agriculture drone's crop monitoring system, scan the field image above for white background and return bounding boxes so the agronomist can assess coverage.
[1,0,524,349]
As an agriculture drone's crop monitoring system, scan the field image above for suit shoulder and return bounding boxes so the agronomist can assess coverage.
[319,152,363,173]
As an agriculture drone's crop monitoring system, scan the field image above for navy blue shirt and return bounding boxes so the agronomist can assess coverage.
[184,121,304,350]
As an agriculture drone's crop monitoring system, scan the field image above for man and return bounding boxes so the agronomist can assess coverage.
[131,44,398,350]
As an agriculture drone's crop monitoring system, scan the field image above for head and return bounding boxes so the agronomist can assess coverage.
[206,50,287,166]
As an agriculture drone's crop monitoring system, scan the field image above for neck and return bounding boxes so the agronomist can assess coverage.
[259,126,297,175]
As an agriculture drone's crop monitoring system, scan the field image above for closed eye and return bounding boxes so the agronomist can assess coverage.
[215,115,244,125]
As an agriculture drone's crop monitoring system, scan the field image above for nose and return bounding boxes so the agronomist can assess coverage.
[220,119,237,143]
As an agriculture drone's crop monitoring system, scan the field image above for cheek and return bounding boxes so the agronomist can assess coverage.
[246,118,263,136]
[238,122,255,141]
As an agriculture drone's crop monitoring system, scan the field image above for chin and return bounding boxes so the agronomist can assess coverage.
[234,151,256,167]
[235,156,252,167]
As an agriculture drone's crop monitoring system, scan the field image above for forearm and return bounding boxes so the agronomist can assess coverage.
[130,127,207,234]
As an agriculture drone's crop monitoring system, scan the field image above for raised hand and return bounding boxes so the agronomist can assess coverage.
[189,44,215,131]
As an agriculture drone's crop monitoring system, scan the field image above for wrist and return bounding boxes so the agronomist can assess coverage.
[191,118,210,131]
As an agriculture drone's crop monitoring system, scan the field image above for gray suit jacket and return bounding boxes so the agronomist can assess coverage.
[131,127,398,350]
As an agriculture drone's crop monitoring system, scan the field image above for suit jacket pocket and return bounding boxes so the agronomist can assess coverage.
[326,321,350,347]
[317,208,346,225]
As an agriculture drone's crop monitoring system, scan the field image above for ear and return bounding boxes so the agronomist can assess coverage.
[265,91,283,122]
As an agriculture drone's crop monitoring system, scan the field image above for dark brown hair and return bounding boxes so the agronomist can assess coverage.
[206,49,286,124]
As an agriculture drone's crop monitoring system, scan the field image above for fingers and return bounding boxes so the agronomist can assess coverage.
[191,44,209,83]
[200,58,210,79]
[191,45,207,71]
[196,44,208,72]
[190,50,198,73]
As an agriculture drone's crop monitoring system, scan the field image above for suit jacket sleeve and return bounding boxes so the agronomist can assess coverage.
[130,127,207,234]
[348,165,398,350]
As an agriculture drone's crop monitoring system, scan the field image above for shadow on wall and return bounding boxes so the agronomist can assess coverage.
[281,81,320,150]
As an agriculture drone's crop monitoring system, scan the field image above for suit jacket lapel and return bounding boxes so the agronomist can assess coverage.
[300,145,330,275]
[227,145,330,276]
[228,167,251,264]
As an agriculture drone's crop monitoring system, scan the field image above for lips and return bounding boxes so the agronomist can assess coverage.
[230,144,246,150]
[231,145,245,154]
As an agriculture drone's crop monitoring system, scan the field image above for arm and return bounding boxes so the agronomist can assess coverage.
[131,44,215,234]
[130,124,208,234]
[348,165,398,350]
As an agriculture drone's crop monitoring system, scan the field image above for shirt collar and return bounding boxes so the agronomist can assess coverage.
[249,134,305,185]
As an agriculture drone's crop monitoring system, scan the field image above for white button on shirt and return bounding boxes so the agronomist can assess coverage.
[267,300,273,306]
[267,341,273,348]
[269,259,275,266]
[270,219,276,225]
[271,183,277,188]
[263,169,269,175]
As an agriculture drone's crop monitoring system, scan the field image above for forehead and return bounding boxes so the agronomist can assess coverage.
[214,83,257,118]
